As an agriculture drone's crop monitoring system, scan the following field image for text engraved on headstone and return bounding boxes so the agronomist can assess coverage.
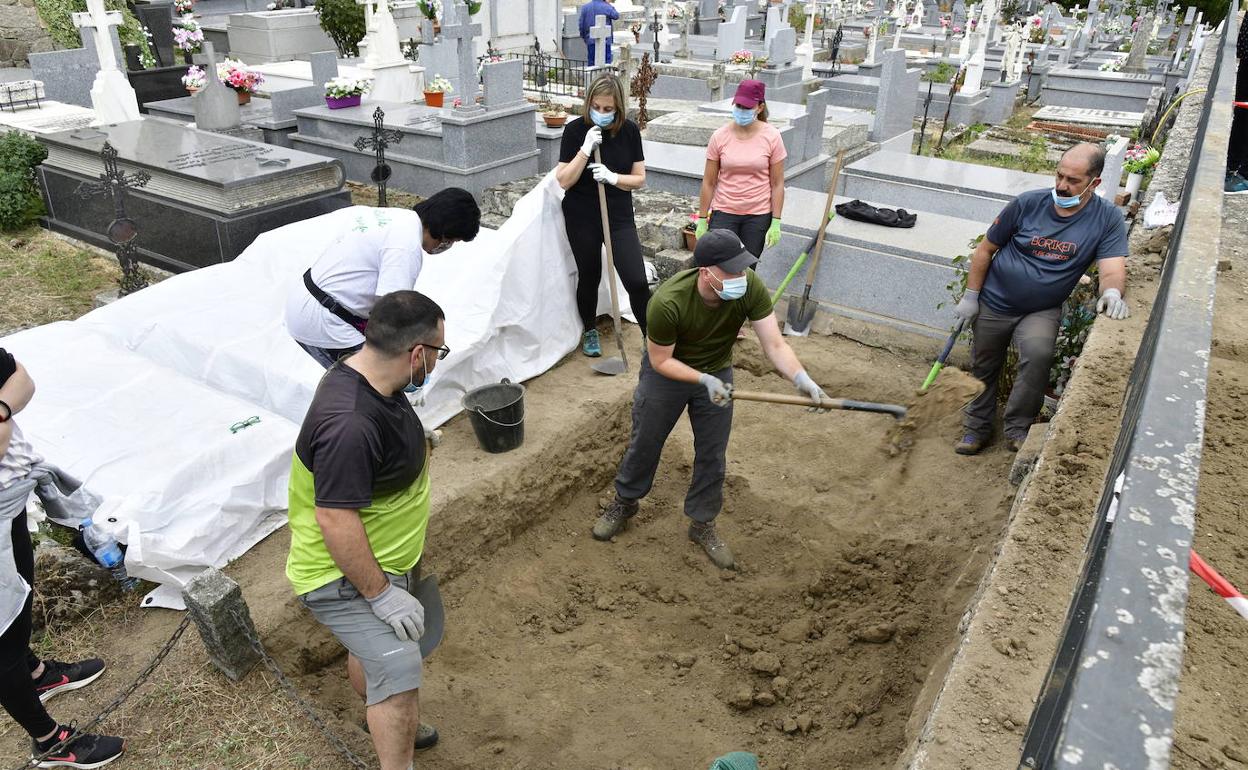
[168,144,276,171]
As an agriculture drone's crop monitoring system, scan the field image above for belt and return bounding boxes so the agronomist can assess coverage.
[303,269,368,333]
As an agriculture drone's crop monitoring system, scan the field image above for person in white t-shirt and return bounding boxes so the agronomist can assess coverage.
[286,188,481,368]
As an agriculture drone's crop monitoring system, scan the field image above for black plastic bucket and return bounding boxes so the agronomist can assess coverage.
[461,378,526,453]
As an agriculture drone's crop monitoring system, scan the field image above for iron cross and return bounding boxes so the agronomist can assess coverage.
[75,141,151,296]
[353,106,403,207]
[649,11,663,61]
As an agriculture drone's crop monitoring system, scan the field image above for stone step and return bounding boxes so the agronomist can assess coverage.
[840,150,1052,222]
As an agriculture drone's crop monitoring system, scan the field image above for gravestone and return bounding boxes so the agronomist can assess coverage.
[1098,133,1128,201]
[873,48,916,145]
[964,30,987,91]
[72,0,141,123]
[28,28,121,110]
[446,2,483,111]
[38,120,349,271]
[192,43,241,131]
[358,0,421,102]
[764,5,791,49]
[768,25,798,66]
[134,3,177,68]
[717,5,748,60]
[225,9,337,64]
[589,13,612,67]
[697,0,721,34]
[1123,11,1152,72]
[481,57,525,108]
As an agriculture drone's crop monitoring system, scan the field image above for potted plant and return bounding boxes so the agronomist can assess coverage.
[728,49,754,65]
[181,64,205,94]
[219,59,264,104]
[1122,142,1160,201]
[173,17,204,63]
[540,101,567,127]
[325,76,371,108]
[424,74,452,107]
[682,214,699,251]
[174,0,195,14]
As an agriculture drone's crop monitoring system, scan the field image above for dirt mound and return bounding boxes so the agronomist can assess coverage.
[888,367,985,453]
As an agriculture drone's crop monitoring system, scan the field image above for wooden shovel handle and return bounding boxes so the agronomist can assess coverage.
[803,148,848,290]
[731,389,908,419]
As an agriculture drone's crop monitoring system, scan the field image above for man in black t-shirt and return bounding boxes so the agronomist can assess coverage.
[286,291,447,770]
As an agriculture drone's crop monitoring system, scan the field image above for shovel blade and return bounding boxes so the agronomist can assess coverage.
[591,357,628,376]
[785,299,815,337]
[412,574,444,658]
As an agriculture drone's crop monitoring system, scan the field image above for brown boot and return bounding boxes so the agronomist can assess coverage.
[954,432,987,455]
[688,521,735,569]
[592,496,638,541]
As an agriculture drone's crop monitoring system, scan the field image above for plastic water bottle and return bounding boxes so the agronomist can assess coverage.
[81,518,138,592]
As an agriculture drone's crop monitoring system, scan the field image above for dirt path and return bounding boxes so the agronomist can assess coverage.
[1171,195,1248,768]
[0,331,1017,769]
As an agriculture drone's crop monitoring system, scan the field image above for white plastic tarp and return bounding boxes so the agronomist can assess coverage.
[1,173,634,606]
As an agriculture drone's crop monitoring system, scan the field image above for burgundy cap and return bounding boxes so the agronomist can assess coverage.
[733,79,766,108]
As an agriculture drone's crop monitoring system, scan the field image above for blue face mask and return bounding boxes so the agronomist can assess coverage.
[1051,178,1094,209]
[590,109,615,128]
[732,106,756,127]
[711,271,748,301]
[404,353,428,394]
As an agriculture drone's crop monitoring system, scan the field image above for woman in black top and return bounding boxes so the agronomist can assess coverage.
[555,74,648,358]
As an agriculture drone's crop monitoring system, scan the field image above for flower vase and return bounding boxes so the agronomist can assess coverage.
[236,90,251,105]
[182,49,194,64]
[326,94,362,109]
[1125,171,1144,201]
[542,114,566,128]
[683,228,698,251]
[186,86,199,95]
[424,91,444,107]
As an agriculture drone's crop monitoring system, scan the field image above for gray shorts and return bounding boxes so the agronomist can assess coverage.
[300,567,423,706]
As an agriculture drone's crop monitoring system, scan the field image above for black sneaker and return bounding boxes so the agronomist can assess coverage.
[414,722,439,751]
[33,659,106,704]
[33,726,125,769]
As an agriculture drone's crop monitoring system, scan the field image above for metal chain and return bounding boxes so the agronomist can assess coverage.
[10,615,192,770]
[230,609,371,770]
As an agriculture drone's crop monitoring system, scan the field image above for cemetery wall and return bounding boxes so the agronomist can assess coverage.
[0,0,55,67]
[905,28,1224,770]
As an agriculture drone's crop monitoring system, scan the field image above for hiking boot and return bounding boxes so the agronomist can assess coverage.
[581,329,602,357]
[592,496,638,541]
[1226,172,1248,194]
[1004,431,1029,452]
[33,726,124,769]
[688,521,735,570]
[33,659,106,704]
[414,722,439,751]
[954,432,987,455]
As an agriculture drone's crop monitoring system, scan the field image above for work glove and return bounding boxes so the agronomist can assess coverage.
[580,125,602,158]
[793,369,830,413]
[765,217,783,249]
[694,216,709,239]
[589,162,619,186]
[1097,288,1129,320]
[953,288,980,324]
[698,372,733,407]
[367,583,425,641]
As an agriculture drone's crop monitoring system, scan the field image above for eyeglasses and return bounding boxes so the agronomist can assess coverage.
[411,343,451,360]
[229,416,261,434]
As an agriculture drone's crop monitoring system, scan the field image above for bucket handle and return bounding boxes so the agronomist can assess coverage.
[474,406,524,428]
[471,378,524,428]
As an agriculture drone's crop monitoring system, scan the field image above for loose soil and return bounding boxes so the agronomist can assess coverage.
[0,329,1017,769]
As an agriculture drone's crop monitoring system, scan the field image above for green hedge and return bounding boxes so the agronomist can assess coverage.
[0,132,48,232]
[33,0,153,63]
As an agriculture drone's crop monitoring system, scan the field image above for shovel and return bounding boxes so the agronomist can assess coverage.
[731,389,908,419]
[785,148,847,337]
[920,319,966,391]
[412,573,445,658]
[590,147,629,376]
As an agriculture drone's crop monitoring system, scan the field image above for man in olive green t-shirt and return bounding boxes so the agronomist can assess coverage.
[592,230,830,569]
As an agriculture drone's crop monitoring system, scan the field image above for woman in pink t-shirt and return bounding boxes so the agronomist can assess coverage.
[694,79,787,260]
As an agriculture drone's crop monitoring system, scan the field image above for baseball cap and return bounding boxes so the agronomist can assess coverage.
[733,79,766,108]
[694,229,758,274]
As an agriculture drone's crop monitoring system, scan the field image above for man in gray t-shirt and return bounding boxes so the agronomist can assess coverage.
[951,143,1130,455]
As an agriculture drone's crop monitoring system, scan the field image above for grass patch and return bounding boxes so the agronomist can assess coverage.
[0,226,121,334]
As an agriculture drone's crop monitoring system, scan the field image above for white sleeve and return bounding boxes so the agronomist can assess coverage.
[375,246,422,299]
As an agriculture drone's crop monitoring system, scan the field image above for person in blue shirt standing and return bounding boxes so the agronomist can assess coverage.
[951,143,1130,456]
[578,0,619,64]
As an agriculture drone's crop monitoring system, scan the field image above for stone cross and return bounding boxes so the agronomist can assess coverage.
[589,13,612,67]
[442,2,483,108]
[963,28,986,90]
[909,0,924,30]
[1123,10,1152,71]
[865,21,877,64]
[191,42,240,131]
[72,0,141,124]
[353,106,402,207]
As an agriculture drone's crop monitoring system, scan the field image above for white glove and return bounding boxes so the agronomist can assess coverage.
[1097,288,1129,320]
[589,162,619,186]
[580,125,602,158]
[698,373,733,407]
[953,289,980,324]
[793,370,829,413]
[367,583,425,641]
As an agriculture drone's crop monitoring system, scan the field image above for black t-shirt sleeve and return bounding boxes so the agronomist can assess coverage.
[628,120,644,164]
[559,119,588,164]
[308,412,380,509]
[0,348,15,390]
